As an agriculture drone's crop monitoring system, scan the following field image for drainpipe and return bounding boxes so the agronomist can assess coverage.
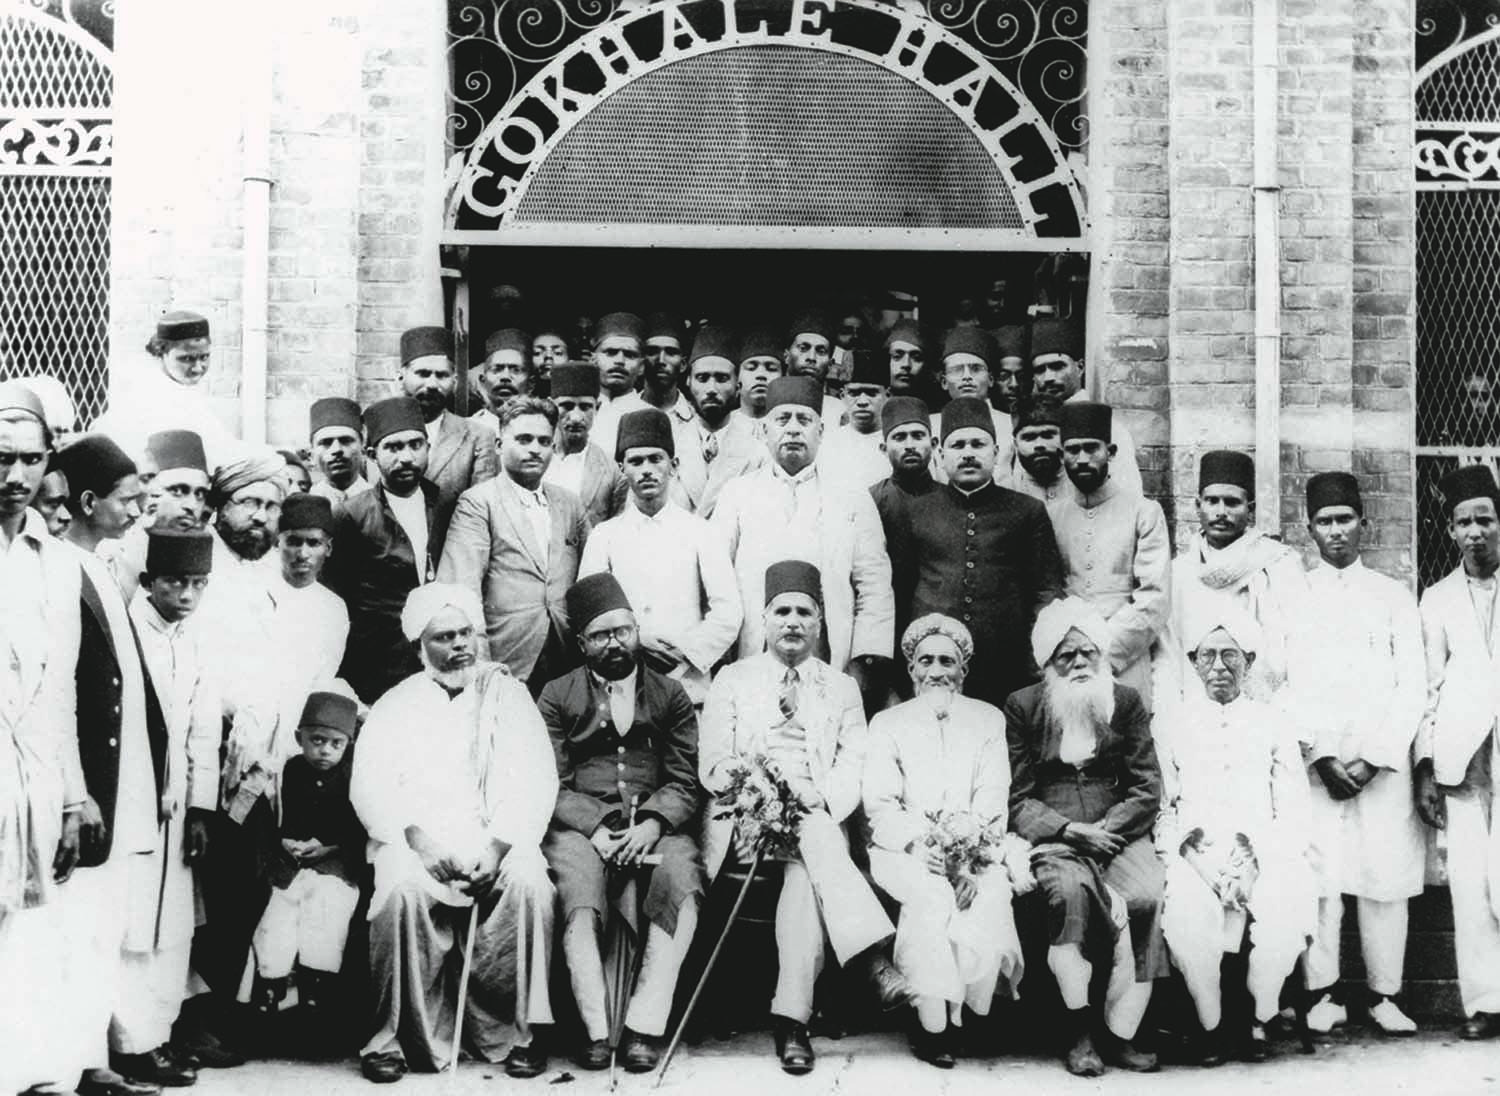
[239,15,273,444]
[1252,0,1281,532]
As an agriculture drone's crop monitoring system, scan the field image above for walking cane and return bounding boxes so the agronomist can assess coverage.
[447,901,481,1079]
[653,846,764,1089]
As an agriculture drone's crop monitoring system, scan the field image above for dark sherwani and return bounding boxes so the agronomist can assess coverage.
[870,469,941,648]
[1005,682,1168,981]
[537,663,704,934]
[267,754,365,889]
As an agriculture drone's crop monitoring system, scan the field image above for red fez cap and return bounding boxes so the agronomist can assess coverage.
[549,362,601,398]
[616,408,675,460]
[145,530,213,576]
[880,396,930,437]
[766,376,823,413]
[0,380,47,424]
[787,310,835,346]
[992,324,1030,361]
[1305,471,1363,517]
[400,326,452,366]
[1058,400,1112,443]
[1199,450,1255,496]
[566,571,633,633]
[156,310,209,342]
[146,430,208,473]
[1011,394,1064,434]
[690,325,739,367]
[362,397,426,446]
[739,326,784,363]
[940,397,996,441]
[883,320,925,353]
[53,434,137,498]
[765,560,822,607]
[484,328,531,358]
[942,326,997,367]
[1439,464,1500,516]
[847,350,887,388]
[280,492,335,534]
[310,397,362,439]
[298,690,358,739]
[1030,318,1084,361]
[593,312,645,347]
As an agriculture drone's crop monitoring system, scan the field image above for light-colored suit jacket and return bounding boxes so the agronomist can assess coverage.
[1417,565,1500,786]
[427,410,498,513]
[437,476,589,681]
[574,444,627,526]
[670,412,767,520]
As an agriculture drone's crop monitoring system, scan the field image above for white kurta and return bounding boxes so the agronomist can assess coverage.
[94,356,239,469]
[577,499,741,704]
[818,425,891,491]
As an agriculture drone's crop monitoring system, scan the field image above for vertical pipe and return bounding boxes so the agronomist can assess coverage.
[239,14,273,444]
[1252,0,1281,532]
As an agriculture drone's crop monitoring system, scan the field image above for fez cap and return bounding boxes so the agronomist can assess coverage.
[992,324,1030,361]
[880,396,930,437]
[278,449,308,473]
[400,326,452,366]
[156,310,209,342]
[739,326,784,363]
[146,430,208,474]
[298,690,358,739]
[310,397,362,439]
[1011,394,1064,434]
[1306,471,1363,517]
[766,376,823,413]
[1058,400,1112,443]
[787,310,835,346]
[1030,318,1084,361]
[1199,450,1255,496]
[846,350,886,388]
[883,320,925,353]
[940,397,996,441]
[616,408,675,460]
[54,434,136,498]
[484,328,530,358]
[645,312,685,343]
[765,560,822,607]
[280,492,335,534]
[593,312,645,347]
[566,572,633,633]
[689,325,739,367]
[942,326,996,367]
[0,380,47,424]
[363,396,426,447]
[145,530,213,576]
[1439,463,1500,516]
[549,362,601,399]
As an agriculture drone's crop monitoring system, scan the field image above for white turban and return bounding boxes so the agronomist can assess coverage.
[1182,601,1262,657]
[901,613,974,664]
[400,582,485,643]
[12,374,74,433]
[1030,597,1112,668]
[211,444,288,500]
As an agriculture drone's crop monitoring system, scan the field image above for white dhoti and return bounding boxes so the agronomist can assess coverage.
[111,822,197,1055]
[253,868,360,978]
[1444,793,1500,1015]
[42,857,130,1083]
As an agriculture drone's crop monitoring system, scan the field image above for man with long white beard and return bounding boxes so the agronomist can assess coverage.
[351,583,558,1084]
[1005,598,1164,1078]
[1156,605,1316,1065]
[863,614,1024,1069]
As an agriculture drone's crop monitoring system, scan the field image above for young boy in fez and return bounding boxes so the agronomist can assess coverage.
[308,397,370,507]
[546,362,627,525]
[249,690,364,1015]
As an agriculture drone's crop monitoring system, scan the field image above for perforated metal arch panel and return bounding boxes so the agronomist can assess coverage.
[1418,33,1500,123]
[513,46,1024,230]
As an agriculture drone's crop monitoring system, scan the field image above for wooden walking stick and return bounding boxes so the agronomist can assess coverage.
[652,846,764,1089]
[447,901,481,1079]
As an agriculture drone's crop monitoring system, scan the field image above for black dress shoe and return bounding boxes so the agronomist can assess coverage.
[1238,1023,1275,1063]
[908,1027,956,1069]
[1097,1031,1158,1073]
[619,1029,660,1073]
[111,1049,197,1088]
[773,1019,815,1075]
[1193,1027,1227,1068]
[170,1034,244,1070]
[360,1052,407,1084]
[573,1038,611,1071]
[503,1044,548,1079]
[76,1069,162,1096]
[863,954,915,1011]
[1460,1012,1500,1040]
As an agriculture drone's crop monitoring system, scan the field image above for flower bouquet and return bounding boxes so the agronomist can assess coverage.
[712,753,808,860]
[923,809,1006,887]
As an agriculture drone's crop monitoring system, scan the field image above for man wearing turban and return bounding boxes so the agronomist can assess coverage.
[1156,604,1316,1064]
[863,615,1024,1068]
[351,583,558,1083]
[1005,598,1164,1077]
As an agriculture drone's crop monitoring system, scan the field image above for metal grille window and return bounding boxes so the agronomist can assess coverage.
[0,1,113,426]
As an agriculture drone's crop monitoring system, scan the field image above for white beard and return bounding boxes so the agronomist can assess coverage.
[915,679,961,719]
[1041,666,1117,750]
[420,648,480,693]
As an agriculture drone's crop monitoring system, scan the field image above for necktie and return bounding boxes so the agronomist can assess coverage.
[702,428,719,464]
[779,666,799,720]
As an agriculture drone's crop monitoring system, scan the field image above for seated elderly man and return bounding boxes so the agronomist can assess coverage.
[1156,605,1316,1065]
[700,560,908,1075]
[350,583,559,1085]
[1005,598,1165,1078]
[863,614,1024,1069]
[538,573,704,1073]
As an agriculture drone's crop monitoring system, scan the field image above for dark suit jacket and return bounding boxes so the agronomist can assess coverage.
[537,663,701,837]
[1003,682,1161,846]
[427,410,499,513]
[76,567,168,867]
[324,479,455,703]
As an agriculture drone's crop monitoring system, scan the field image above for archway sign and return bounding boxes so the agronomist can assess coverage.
[444,0,1088,251]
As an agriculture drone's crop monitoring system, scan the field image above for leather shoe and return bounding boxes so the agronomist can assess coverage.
[170,1034,244,1070]
[1098,1031,1158,1073]
[112,1049,196,1088]
[1239,1023,1274,1063]
[864,953,915,1011]
[76,1068,162,1096]
[619,1029,660,1073]
[573,1038,610,1071]
[773,1020,815,1075]
[360,1053,407,1084]
[1063,1032,1104,1078]
[908,1027,956,1069]
[503,1044,547,1079]
[1460,1012,1500,1040]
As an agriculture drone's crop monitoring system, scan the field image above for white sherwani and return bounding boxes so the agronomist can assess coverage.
[578,499,741,704]
[818,425,891,491]
[863,695,1022,1010]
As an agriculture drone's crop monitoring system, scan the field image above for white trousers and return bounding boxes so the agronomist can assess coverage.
[49,858,128,1082]
[111,940,192,1054]
[563,902,699,1040]
[252,870,360,978]
[1044,885,1152,1040]
[1304,895,1408,997]
[1446,794,1500,1015]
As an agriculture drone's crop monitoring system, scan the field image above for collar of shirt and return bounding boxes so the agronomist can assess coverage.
[425,414,443,446]
[7,508,48,554]
[589,666,637,696]
[948,480,995,502]
[666,397,695,425]
[770,462,819,488]
[623,497,678,525]
[1310,557,1365,585]
[132,589,183,638]
[1076,477,1119,509]
[504,474,549,509]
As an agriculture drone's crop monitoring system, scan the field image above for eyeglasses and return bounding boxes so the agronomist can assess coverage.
[582,623,636,648]
[1191,647,1246,668]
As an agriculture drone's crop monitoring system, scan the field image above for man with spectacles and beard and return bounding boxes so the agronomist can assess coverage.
[670,326,766,519]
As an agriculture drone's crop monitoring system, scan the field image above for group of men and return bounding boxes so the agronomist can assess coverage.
[1,301,1498,1093]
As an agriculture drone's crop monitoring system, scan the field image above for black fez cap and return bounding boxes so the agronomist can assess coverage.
[942,326,996,367]
[880,396,930,437]
[883,320,925,354]
[689,325,739,367]
[310,397,362,439]
[766,376,823,413]
[1058,400,1112,443]
[1439,464,1500,516]
[593,312,645,347]
[566,571,633,632]
[1011,394,1064,434]
[1199,450,1255,496]
[992,323,1030,361]
[484,328,530,358]
[145,530,213,576]
[156,310,209,342]
[362,397,426,447]
[54,434,137,498]
[549,362,601,398]
[739,326,784,363]
[1306,471,1363,517]
[787,310,835,346]
[298,690,358,739]
[1030,318,1084,361]
[645,312,685,343]
[399,326,452,366]
[146,430,207,473]
[765,560,822,607]
[846,350,886,388]
[280,492,335,534]
[940,397,996,441]
[0,380,46,423]
[616,408,675,460]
